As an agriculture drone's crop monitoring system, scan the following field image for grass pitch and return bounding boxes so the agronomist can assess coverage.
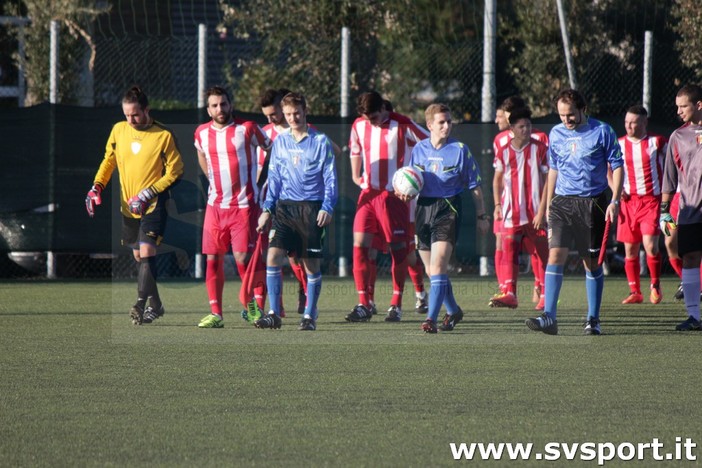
[1,275,700,466]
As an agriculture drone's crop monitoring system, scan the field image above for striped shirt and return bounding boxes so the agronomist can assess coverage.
[618,134,667,197]
[494,140,549,228]
[349,112,429,191]
[194,118,271,209]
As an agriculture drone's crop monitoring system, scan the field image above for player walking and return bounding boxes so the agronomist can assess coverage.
[404,103,489,333]
[491,107,549,310]
[85,86,184,325]
[660,85,702,331]
[616,105,667,305]
[345,91,429,323]
[256,93,337,331]
[194,86,271,329]
[525,89,623,335]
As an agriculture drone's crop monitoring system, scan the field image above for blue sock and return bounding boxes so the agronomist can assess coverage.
[544,264,564,320]
[682,268,701,321]
[585,266,604,320]
[266,266,282,316]
[305,271,322,320]
[443,278,459,315]
[428,274,448,322]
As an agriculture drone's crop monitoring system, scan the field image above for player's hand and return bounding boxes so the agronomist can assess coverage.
[493,204,502,222]
[659,212,677,236]
[128,187,157,215]
[257,211,271,232]
[605,202,619,223]
[317,210,332,227]
[532,210,545,230]
[85,184,103,217]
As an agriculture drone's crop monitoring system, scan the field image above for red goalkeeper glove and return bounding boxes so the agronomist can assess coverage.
[85,184,103,217]
[128,186,157,215]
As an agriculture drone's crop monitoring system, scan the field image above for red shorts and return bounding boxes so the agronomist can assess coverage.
[671,192,680,222]
[202,204,258,254]
[353,189,410,244]
[493,218,505,235]
[616,194,661,244]
[503,223,546,238]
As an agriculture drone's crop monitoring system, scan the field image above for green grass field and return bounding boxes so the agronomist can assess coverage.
[1,275,701,467]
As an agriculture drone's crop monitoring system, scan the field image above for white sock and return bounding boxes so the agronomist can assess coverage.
[682,268,701,321]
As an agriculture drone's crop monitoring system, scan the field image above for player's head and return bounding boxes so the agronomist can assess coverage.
[205,86,232,127]
[624,104,648,139]
[425,103,452,140]
[554,89,587,130]
[675,84,702,124]
[508,107,533,144]
[122,86,151,129]
[357,91,389,126]
[495,95,526,131]
[281,92,307,131]
[260,88,291,126]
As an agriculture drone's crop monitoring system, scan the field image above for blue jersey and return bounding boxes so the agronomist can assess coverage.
[408,137,482,198]
[263,126,337,214]
[548,117,623,197]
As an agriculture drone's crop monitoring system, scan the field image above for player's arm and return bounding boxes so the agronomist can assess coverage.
[350,154,363,187]
[196,150,208,176]
[318,138,338,227]
[605,165,623,223]
[470,186,490,235]
[546,168,558,219]
[492,169,503,222]
[151,134,184,193]
[258,144,280,232]
[86,129,118,217]
[533,181,548,230]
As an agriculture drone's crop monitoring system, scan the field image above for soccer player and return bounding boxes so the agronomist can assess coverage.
[492,96,549,306]
[255,92,337,331]
[491,107,549,310]
[194,86,271,329]
[404,103,489,333]
[525,89,623,336]
[345,91,429,323]
[615,105,667,305]
[661,84,702,331]
[85,86,184,325]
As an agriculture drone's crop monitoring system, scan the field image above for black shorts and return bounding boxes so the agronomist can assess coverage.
[121,195,168,248]
[678,223,702,257]
[415,195,462,251]
[548,193,607,259]
[269,200,325,259]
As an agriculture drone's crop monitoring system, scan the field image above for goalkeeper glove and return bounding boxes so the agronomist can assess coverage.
[659,201,677,236]
[85,184,103,217]
[128,186,158,215]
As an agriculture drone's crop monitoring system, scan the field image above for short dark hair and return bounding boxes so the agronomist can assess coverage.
[281,92,306,111]
[357,91,385,115]
[554,89,587,110]
[205,86,231,104]
[383,99,394,112]
[122,86,148,109]
[259,88,292,108]
[626,104,648,117]
[508,107,532,125]
[498,95,526,113]
[677,84,702,105]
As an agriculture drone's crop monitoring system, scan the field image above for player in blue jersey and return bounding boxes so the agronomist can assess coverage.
[402,103,489,333]
[525,89,623,336]
[255,93,338,331]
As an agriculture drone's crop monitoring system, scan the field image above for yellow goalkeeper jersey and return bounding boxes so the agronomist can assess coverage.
[93,120,184,218]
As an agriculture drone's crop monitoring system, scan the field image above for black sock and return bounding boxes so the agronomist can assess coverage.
[138,257,161,309]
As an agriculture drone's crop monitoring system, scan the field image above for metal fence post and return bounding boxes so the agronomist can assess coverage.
[194,23,207,279]
[338,26,351,278]
[47,20,59,279]
[643,31,653,116]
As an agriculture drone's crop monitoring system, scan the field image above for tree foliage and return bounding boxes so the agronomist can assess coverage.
[6,0,109,105]
[671,0,702,78]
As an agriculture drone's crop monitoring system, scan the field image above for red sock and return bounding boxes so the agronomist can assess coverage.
[205,258,224,315]
[291,262,308,293]
[408,256,426,294]
[670,257,683,278]
[367,257,377,303]
[647,253,661,288]
[389,246,409,307]
[494,249,504,291]
[353,246,370,306]
[501,237,518,295]
[624,257,641,294]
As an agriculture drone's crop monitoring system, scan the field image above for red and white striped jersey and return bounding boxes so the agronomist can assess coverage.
[194,118,271,209]
[493,128,549,161]
[258,123,287,166]
[349,112,429,191]
[494,140,549,228]
[618,134,667,197]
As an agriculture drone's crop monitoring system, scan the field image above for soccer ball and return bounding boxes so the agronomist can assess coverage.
[392,166,424,198]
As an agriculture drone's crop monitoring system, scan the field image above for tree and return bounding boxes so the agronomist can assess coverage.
[6,0,109,105]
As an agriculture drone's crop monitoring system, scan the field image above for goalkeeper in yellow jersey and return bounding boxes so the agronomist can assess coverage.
[85,86,184,325]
